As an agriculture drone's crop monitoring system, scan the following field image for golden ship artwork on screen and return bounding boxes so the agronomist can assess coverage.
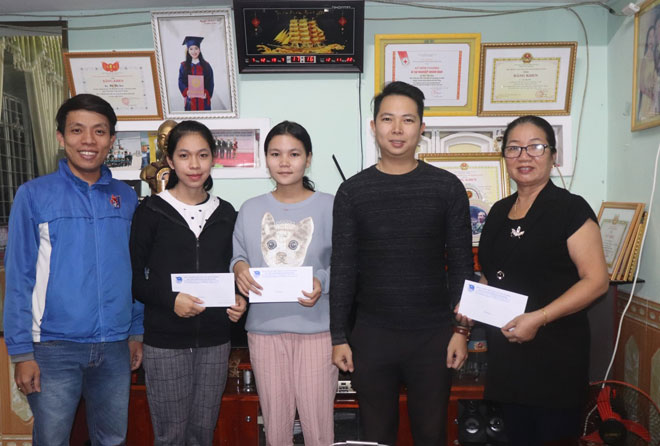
[256,16,345,54]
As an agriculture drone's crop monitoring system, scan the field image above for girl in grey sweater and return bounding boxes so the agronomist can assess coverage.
[231,121,337,446]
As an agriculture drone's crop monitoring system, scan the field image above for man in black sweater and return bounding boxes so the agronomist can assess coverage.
[330,81,473,445]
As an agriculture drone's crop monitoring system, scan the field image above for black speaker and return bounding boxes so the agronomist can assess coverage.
[457,399,508,445]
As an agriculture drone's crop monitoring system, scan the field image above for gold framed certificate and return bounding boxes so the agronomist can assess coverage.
[478,42,577,116]
[419,152,510,246]
[375,34,481,116]
[597,202,645,278]
[63,51,163,121]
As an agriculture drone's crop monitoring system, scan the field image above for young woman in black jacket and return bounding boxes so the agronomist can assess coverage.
[130,120,246,445]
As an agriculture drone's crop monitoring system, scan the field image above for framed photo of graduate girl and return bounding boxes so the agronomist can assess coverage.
[151,9,239,119]
[632,0,660,131]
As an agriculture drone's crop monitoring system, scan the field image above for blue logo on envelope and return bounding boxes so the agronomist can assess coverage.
[176,276,183,283]
[468,284,475,292]
[254,270,261,277]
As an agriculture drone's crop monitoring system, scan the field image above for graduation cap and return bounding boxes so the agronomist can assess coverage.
[182,36,204,48]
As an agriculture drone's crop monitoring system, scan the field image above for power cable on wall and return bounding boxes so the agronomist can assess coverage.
[367,0,617,16]
[566,7,590,192]
[358,73,364,172]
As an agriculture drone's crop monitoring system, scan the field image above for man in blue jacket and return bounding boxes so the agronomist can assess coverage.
[3,94,144,445]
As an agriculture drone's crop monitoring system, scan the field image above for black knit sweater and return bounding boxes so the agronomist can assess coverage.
[329,162,474,345]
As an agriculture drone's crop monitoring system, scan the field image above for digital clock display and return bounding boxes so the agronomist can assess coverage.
[247,55,359,65]
[287,56,317,63]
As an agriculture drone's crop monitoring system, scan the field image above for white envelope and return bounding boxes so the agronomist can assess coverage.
[458,280,528,328]
[171,273,236,307]
[248,266,313,303]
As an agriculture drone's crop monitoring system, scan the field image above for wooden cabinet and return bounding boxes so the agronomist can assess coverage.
[75,372,482,446]
[126,386,154,445]
[0,338,33,445]
[214,379,259,446]
[4,345,482,445]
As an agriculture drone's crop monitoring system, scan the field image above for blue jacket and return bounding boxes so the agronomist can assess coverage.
[3,159,144,358]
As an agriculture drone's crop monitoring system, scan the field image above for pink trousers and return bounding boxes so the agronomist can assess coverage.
[248,331,338,446]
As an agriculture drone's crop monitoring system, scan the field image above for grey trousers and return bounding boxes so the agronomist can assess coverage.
[143,342,231,446]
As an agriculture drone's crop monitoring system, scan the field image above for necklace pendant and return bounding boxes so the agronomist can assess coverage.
[511,226,525,238]
[496,270,505,280]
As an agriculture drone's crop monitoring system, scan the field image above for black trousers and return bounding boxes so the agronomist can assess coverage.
[501,403,582,446]
[350,321,453,446]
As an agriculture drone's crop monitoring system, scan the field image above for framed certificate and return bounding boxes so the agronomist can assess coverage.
[418,152,510,245]
[374,34,481,116]
[63,51,163,121]
[597,202,645,278]
[478,42,577,116]
[631,0,660,131]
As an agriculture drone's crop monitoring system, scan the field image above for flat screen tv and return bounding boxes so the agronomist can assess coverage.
[233,0,364,73]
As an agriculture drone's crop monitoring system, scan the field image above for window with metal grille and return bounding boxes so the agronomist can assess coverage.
[0,93,35,226]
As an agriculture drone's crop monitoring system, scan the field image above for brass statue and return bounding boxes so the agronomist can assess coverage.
[140,120,177,194]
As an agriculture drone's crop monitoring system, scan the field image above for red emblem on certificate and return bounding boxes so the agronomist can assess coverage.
[102,61,120,72]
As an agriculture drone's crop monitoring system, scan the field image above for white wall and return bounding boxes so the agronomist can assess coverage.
[36,2,611,212]
[607,8,660,302]
[13,2,658,302]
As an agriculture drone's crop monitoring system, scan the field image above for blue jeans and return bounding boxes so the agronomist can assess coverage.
[28,340,131,446]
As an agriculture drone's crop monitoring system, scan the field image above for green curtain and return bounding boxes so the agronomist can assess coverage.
[0,37,6,118]
[5,35,65,176]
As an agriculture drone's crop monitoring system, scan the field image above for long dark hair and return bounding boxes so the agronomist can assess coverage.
[501,115,557,156]
[645,26,655,55]
[183,48,211,77]
[165,120,217,192]
[264,120,315,191]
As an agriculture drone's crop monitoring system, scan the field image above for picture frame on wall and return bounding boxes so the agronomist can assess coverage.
[364,116,574,176]
[374,33,481,116]
[418,152,510,245]
[151,9,239,119]
[110,118,270,180]
[104,127,159,179]
[208,118,270,179]
[62,51,163,121]
[478,42,577,116]
[632,0,660,131]
[597,201,645,277]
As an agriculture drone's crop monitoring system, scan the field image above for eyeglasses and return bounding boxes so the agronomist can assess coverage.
[503,143,552,158]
